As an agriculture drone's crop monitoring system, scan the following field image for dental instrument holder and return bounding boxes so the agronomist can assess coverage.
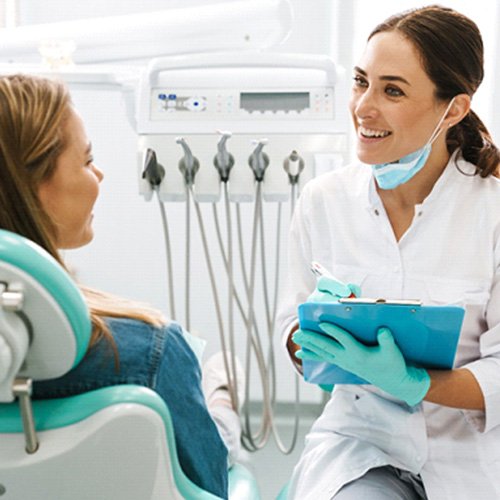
[142,148,166,190]
[248,139,270,182]
[139,148,166,202]
[135,52,348,203]
[283,150,305,185]
[133,52,349,412]
[213,131,235,183]
[176,138,200,187]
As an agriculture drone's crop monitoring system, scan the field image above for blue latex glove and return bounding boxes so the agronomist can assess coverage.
[294,323,430,406]
[318,383,334,393]
[307,276,361,303]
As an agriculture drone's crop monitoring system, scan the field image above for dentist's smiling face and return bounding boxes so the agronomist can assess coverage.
[349,31,450,166]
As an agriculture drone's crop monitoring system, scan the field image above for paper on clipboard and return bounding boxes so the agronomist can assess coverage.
[298,299,465,385]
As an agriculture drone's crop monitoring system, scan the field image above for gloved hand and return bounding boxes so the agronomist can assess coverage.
[293,323,430,406]
[307,276,361,303]
[318,383,334,393]
[305,276,360,394]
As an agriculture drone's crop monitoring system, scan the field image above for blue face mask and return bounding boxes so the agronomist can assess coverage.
[371,98,455,190]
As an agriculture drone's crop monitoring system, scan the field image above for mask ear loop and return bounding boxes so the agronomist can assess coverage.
[428,97,456,145]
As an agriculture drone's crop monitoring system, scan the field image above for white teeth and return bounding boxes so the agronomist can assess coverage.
[359,126,391,138]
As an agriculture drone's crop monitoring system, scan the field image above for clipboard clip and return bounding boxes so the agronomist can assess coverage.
[338,298,423,306]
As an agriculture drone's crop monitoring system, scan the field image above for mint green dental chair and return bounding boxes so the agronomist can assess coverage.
[0,229,259,499]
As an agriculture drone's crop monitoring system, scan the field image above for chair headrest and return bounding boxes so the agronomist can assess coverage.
[0,230,91,400]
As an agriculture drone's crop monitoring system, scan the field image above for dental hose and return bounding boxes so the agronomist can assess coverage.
[156,192,176,321]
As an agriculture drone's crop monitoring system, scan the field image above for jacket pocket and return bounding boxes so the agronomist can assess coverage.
[423,277,490,313]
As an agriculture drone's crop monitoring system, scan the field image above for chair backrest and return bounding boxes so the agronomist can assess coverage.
[0,229,91,402]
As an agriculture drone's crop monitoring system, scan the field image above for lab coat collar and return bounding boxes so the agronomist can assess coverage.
[365,149,467,212]
[419,149,465,207]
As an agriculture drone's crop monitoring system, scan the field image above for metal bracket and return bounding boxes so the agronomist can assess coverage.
[0,283,24,311]
[12,378,38,454]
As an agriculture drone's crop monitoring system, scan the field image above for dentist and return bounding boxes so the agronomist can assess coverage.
[278,5,500,499]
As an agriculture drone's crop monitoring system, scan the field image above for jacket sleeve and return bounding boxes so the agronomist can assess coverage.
[462,232,500,433]
[276,183,317,371]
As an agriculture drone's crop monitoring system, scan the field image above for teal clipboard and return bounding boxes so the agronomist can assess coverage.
[298,299,465,385]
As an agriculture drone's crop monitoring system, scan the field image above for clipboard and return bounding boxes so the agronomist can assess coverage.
[298,299,465,385]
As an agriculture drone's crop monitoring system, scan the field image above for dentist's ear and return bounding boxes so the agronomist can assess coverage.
[445,94,471,128]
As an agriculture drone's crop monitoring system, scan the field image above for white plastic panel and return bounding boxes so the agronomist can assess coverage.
[0,262,76,381]
[0,404,178,500]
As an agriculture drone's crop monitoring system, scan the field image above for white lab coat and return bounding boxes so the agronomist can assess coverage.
[277,153,500,499]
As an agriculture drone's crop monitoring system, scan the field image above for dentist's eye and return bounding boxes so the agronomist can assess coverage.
[352,75,368,88]
[385,85,405,97]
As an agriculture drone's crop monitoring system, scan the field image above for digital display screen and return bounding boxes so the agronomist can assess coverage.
[240,92,310,112]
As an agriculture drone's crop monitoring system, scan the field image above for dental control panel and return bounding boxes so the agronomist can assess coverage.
[135,52,345,134]
[150,89,334,121]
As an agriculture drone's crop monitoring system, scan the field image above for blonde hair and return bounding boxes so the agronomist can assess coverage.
[0,74,165,352]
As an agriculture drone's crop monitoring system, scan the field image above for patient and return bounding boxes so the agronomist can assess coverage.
[0,73,239,499]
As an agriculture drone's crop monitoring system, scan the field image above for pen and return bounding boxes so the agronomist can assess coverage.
[310,261,357,298]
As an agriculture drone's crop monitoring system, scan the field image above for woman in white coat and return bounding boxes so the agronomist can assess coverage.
[277,5,500,499]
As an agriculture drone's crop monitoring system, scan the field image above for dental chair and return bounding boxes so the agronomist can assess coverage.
[0,229,259,499]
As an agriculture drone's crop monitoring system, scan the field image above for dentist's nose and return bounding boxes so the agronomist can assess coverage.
[351,89,379,121]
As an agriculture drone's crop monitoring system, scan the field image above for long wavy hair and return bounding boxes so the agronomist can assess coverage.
[369,5,499,178]
[0,74,165,354]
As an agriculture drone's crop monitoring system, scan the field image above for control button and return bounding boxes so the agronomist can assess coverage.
[184,96,207,112]
[158,93,167,100]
